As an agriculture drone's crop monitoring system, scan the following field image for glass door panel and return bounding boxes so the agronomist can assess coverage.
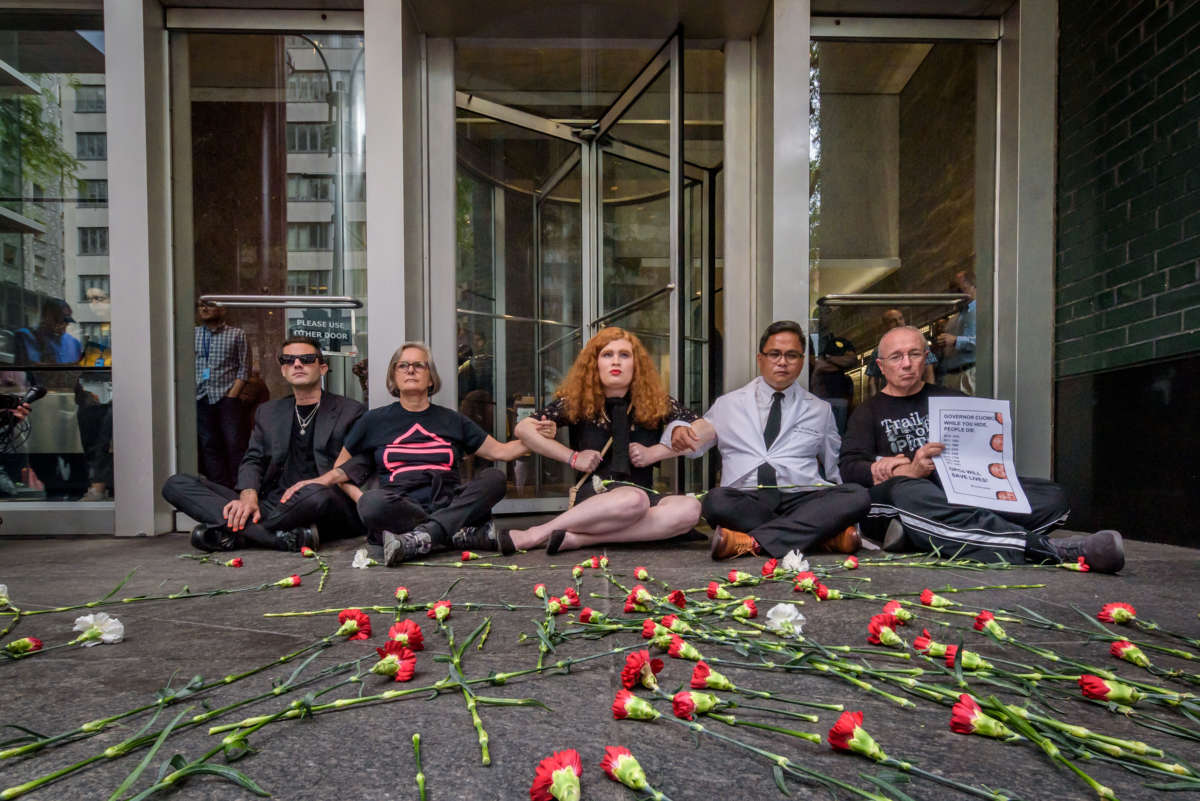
[455,116,581,500]
[171,31,368,487]
[809,40,996,419]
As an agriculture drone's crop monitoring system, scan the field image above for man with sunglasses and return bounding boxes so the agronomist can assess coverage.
[838,325,1123,572]
[163,336,369,552]
[668,320,870,560]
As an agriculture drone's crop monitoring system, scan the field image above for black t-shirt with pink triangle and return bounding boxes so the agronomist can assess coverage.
[343,402,488,493]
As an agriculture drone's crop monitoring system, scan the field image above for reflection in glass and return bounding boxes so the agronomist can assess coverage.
[809,41,995,405]
[0,18,113,502]
[456,116,581,498]
[176,32,367,486]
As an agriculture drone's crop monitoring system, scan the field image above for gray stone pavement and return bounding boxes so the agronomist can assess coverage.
[1,529,1198,801]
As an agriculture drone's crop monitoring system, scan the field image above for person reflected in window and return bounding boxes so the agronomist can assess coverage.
[503,327,703,555]
[14,298,82,365]
[315,342,547,566]
[810,334,857,436]
[936,271,977,394]
[164,337,369,552]
[194,300,249,488]
[77,287,113,501]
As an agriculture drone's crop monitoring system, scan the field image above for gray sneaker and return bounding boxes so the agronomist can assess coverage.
[1051,529,1125,574]
[451,519,496,552]
[383,528,434,566]
[882,519,907,552]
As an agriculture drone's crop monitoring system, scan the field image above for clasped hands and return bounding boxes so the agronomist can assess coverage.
[871,442,945,484]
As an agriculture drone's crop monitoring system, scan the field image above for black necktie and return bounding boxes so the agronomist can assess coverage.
[758,391,784,505]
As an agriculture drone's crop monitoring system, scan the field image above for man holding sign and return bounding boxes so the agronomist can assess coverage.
[839,326,1123,572]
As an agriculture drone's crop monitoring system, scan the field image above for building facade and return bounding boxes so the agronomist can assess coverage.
[0,0,1195,544]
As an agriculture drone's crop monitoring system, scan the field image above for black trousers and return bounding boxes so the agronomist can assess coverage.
[862,476,1068,564]
[196,397,246,489]
[358,468,506,546]
[162,473,365,549]
[702,483,871,558]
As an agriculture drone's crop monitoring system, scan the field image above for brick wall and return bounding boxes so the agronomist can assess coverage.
[1056,0,1200,377]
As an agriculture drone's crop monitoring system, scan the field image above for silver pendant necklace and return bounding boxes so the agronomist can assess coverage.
[296,399,320,436]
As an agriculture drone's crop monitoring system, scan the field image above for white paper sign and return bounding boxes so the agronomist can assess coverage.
[927,396,1030,514]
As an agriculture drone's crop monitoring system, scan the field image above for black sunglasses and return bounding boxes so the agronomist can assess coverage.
[278,353,321,365]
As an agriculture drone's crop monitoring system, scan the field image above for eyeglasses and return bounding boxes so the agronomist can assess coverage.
[882,349,927,365]
[395,361,429,372]
[278,353,321,365]
[760,350,804,363]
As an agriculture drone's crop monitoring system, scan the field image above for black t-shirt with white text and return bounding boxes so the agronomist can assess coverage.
[342,402,488,501]
[838,383,964,487]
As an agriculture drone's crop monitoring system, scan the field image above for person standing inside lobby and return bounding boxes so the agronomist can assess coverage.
[194,300,249,488]
[936,271,977,394]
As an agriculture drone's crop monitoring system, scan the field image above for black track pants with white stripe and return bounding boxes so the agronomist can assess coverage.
[863,476,1069,564]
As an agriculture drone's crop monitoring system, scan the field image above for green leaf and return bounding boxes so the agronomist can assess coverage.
[107,707,193,801]
[771,764,791,796]
[100,569,138,601]
[860,772,917,801]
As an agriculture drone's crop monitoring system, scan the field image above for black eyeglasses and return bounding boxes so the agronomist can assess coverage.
[395,361,429,372]
[278,353,321,365]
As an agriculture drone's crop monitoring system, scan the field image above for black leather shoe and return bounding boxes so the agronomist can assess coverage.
[275,525,320,552]
[191,523,237,552]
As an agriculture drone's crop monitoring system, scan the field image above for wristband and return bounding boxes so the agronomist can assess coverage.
[569,451,579,469]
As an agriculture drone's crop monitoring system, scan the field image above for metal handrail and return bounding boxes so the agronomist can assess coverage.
[593,282,675,326]
[199,294,363,309]
[816,293,968,307]
[455,308,577,329]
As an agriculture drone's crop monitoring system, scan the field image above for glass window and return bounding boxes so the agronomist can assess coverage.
[76,132,106,160]
[346,221,366,250]
[74,85,106,113]
[286,174,331,201]
[78,227,108,255]
[345,173,366,202]
[173,31,367,488]
[809,41,996,416]
[0,15,113,503]
[286,71,330,102]
[286,222,332,251]
[286,122,331,153]
[79,179,107,208]
[79,275,110,303]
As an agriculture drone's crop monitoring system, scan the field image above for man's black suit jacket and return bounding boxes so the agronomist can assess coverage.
[236,392,370,497]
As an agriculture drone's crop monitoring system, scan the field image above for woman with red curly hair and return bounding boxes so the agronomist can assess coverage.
[501,327,701,554]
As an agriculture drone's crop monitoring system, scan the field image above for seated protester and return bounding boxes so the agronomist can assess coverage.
[839,325,1123,572]
[320,342,541,566]
[669,320,870,560]
[502,327,702,555]
[864,309,936,391]
[163,337,369,551]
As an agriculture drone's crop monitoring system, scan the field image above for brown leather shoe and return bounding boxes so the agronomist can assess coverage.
[710,526,759,560]
[817,524,861,555]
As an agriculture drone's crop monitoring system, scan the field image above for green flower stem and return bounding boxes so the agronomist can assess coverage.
[879,757,1012,801]
[0,754,109,800]
[657,715,892,801]
[18,568,323,618]
[729,686,844,712]
[725,700,819,723]
[1006,706,1164,757]
[401,560,533,571]
[264,601,543,617]
[1,635,339,759]
[705,712,822,743]
[412,733,426,801]
[1133,618,1200,649]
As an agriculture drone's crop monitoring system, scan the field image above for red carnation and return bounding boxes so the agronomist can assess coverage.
[707,581,732,600]
[1097,602,1136,624]
[842,555,858,569]
[920,588,953,607]
[586,555,601,569]
[530,749,582,801]
[949,693,1015,739]
[621,649,665,690]
[624,584,653,613]
[667,634,703,661]
[943,644,959,665]
[761,558,779,577]
[371,641,416,682]
[867,613,903,647]
[794,571,818,591]
[641,618,661,639]
[612,689,659,720]
[394,586,409,602]
[1110,640,1151,668]
[387,619,424,651]
[336,608,372,640]
[973,610,995,630]
[689,660,735,691]
[814,582,830,601]
[1079,674,1144,705]
[601,746,651,792]
[667,589,686,609]
[731,598,758,619]
[226,557,243,568]
[881,600,912,623]
[827,710,861,752]
[578,607,603,624]
[427,600,451,621]
[634,566,650,580]
[561,587,581,607]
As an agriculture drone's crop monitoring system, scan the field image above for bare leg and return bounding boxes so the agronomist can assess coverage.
[508,487,650,550]
[554,495,702,553]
